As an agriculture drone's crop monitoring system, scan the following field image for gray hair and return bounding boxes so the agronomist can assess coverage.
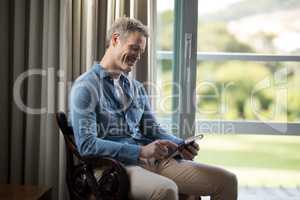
[106,17,149,47]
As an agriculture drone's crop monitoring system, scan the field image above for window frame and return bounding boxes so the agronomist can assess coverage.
[151,0,300,137]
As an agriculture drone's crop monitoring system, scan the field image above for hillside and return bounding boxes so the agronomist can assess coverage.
[199,0,300,22]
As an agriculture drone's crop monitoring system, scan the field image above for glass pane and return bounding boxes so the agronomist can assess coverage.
[198,0,300,55]
[155,0,174,122]
[195,61,300,122]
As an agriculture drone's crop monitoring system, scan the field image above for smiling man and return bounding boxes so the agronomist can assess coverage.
[69,17,237,200]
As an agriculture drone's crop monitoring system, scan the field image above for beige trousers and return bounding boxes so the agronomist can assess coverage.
[126,158,238,200]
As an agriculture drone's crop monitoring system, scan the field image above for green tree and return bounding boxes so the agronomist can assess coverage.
[157,10,174,50]
[198,61,272,119]
[198,22,254,53]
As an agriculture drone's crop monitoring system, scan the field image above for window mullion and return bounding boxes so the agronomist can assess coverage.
[173,0,198,139]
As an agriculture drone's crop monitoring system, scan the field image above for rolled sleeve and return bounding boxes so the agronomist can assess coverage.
[117,143,141,165]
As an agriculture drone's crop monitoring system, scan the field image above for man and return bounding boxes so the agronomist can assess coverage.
[69,17,237,200]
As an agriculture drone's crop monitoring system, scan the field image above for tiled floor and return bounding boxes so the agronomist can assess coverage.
[201,187,300,200]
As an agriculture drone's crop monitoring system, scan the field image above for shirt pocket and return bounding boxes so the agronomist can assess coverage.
[98,106,127,138]
[129,98,145,124]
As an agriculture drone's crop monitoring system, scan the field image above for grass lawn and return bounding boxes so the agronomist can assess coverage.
[194,134,300,187]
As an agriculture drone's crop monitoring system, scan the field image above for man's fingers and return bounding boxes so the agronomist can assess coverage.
[184,141,199,155]
[181,148,194,160]
[153,152,163,160]
[185,145,198,156]
[158,146,169,156]
[158,140,178,150]
[155,142,169,156]
[154,149,167,160]
[192,142,200,151]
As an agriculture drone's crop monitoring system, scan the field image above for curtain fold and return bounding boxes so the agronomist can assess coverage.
[38,0,60,198]
[72,0,82,79]
[58,1,73,198]
[0,0,11,184]
[95,0,108,60]
[24,0,44,185]
[9,0,28,184]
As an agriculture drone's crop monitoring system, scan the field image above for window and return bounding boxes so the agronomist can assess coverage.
[152,0,300,192]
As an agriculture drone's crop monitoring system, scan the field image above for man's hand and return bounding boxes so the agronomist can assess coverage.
[179,142,200,160]
[139,140,178,160]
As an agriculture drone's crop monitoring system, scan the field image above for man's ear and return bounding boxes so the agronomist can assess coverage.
[111,33,120,47]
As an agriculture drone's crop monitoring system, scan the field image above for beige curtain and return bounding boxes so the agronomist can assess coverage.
[0,0,107,199]
[0,0,148,199]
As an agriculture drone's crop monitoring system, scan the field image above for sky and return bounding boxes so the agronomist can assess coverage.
[157,0,243,15]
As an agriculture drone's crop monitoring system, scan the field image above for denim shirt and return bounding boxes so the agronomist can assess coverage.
[69,64,183,165]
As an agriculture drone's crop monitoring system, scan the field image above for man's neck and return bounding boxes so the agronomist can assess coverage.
[100,51,122,79]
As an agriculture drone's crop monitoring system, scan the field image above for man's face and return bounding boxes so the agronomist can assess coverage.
[113,32,146,73]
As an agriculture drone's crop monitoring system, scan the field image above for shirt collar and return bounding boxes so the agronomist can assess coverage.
[93,64,111,80]
[93,64,129,81]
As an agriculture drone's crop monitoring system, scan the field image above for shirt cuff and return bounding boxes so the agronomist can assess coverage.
[117,143,141,165]
[170,135,184,145]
